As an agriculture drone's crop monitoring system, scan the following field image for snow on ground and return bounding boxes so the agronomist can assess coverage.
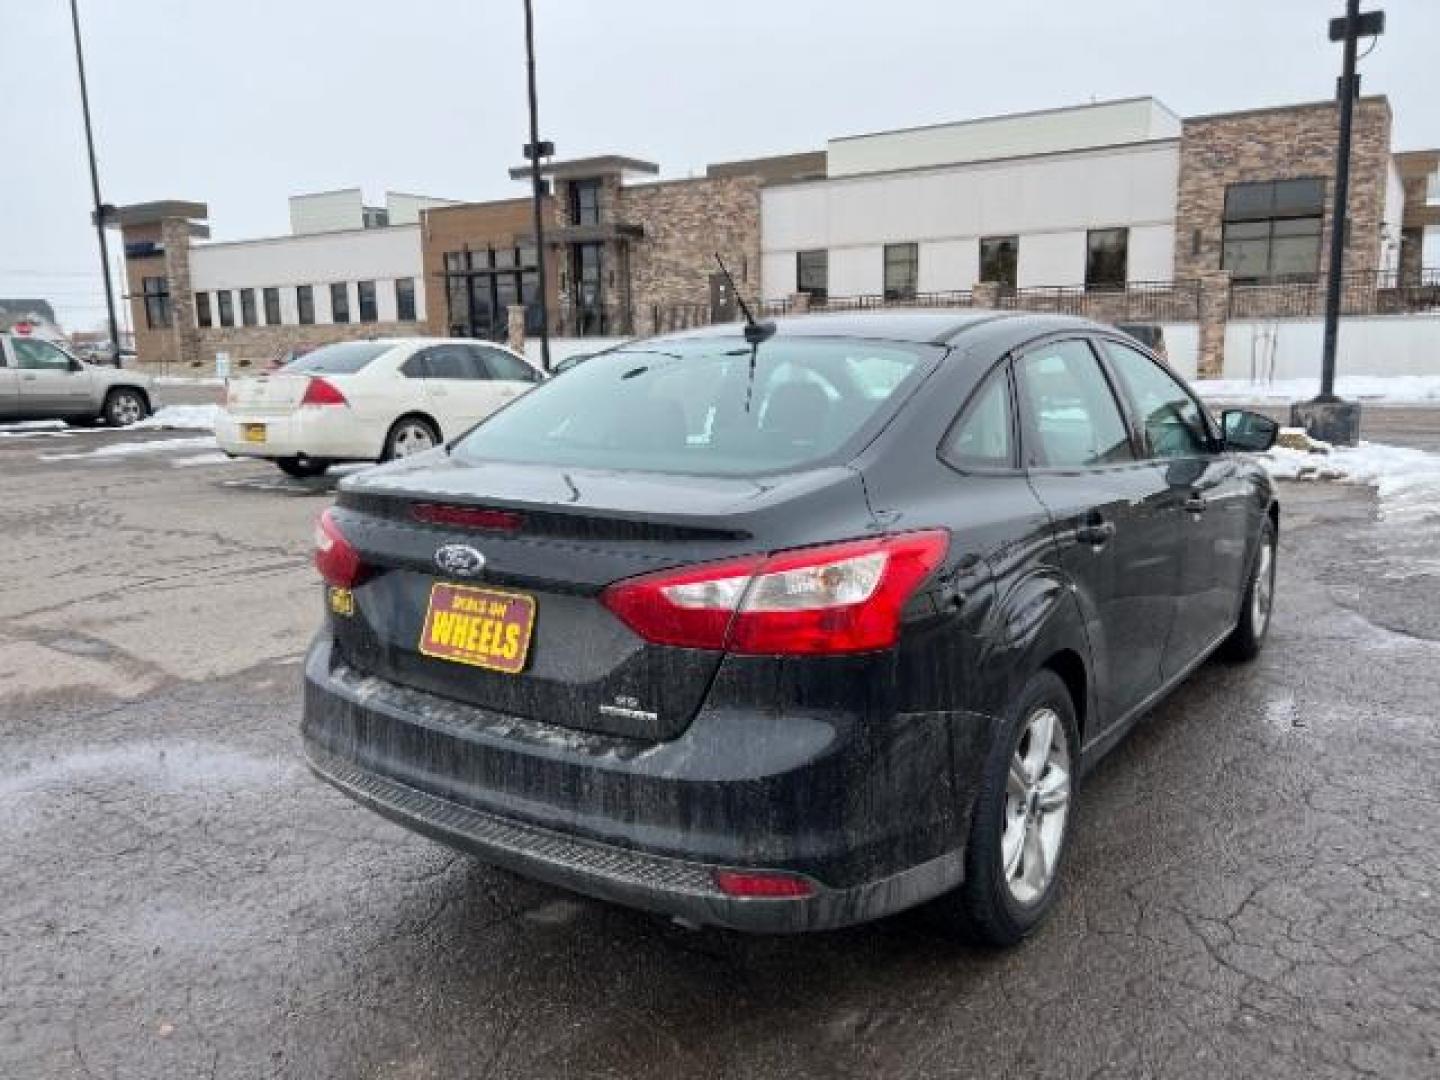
[170,451,238,468]
[1195,375,1440,404]
[0,420,71,438]
[1262,441,1440,523]
[131,404,221,432]
[40,436,217,463]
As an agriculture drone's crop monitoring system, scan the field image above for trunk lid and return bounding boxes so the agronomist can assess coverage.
[225,374,320,417]
[327,455,872,741]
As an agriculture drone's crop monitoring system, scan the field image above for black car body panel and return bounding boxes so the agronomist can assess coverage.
[302,310,1277,931]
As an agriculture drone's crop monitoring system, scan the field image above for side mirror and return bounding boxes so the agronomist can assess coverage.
[1221,409,1279,453]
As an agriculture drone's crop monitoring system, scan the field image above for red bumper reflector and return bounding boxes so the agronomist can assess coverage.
[713,870,816,899]
[410,503,523,532]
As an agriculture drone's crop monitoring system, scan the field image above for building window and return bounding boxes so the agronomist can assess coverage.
[796,250,828,302]
[239,288,257,327]
[573,242,605,335]
[216,290,234,327]
[396,278,416,321]
[141,276,170,329]
[979,236,1019,290]
[883,243,919,301]
[569,178,602,227]
[1085,228,1129,290]
[195,292,212,328]
[443,247,540,340]
[263,287,281,325]
[330,283,349,323]
[1222,178,1325,283]
[297,285,314,325]
[357,280,377,323]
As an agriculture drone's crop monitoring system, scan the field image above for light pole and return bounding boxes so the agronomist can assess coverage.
[522,0,552,372]
[68,0,121,366]
[1294,0,1385,446]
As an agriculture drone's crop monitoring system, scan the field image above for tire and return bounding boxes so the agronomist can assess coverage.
[275,457,330,479]
[382,415,441,461]
[938,669,1079,947]
[1222,518,1276,662]
[103,388,148,427]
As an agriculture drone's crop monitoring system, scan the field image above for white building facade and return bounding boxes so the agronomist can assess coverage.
[762,99,1184,302]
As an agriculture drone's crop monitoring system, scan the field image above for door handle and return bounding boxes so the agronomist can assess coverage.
[1183,492,1208,514]
[1075,513,1116,548]
[21,374,37,381]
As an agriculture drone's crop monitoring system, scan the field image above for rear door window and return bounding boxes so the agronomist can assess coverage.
[282,341,391,375]
[422,345,483,380]
[1015,340,1134,469]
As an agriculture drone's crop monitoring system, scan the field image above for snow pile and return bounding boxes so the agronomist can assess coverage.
[154,375,225,387]
[1262,441,1440,523]
[1195,376,1440,404]
[131,404,221,432]
[0,420,71,438]
[40,436,217,462]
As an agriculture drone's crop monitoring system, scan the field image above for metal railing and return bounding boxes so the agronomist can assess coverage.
[1229,268,1440,318]
[996,280,1202,322]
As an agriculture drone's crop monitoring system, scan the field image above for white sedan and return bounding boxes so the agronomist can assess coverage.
[216,338,544,477]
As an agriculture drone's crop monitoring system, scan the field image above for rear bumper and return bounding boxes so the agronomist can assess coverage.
[216,408,378,461]
[301,634,992,932]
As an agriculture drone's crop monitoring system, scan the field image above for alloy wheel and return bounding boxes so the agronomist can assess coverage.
[111,393,143,426]
[1002,706,1072,906]
[391,422,436,458]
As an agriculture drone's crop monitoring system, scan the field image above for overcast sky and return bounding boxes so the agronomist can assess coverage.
[3,0,1436,331]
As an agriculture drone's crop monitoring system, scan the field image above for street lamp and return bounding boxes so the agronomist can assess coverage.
[1293,0,1385,446]
[521,0,552,372]
[68,0,121,367]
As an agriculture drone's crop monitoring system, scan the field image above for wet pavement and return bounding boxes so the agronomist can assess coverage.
[1,425,1437,1079]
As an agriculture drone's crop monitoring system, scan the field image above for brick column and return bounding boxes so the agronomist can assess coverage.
[506,304,526,354]
[972,281,1002,309]
[160,217,200,369]
[788,291,810,315]
[1197,271,1231,379]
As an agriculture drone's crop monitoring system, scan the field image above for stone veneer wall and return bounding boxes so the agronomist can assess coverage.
[619,175,762,337]
[1174,98,1393,281]
[191,321,415,369]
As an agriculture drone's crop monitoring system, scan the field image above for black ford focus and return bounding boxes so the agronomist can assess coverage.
[303,310,1279,945]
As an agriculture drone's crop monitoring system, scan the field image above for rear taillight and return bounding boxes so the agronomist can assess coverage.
[300,376,347,406]
[314,509,367,587]
[600,530,948,655]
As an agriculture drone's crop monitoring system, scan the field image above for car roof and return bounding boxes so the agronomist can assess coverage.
[645,308,1111,348]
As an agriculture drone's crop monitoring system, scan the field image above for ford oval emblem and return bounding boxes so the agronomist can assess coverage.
[434,544,486,578]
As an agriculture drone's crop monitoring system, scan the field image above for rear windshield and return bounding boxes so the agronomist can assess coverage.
[451,337,935,476]
[282,341,392,375]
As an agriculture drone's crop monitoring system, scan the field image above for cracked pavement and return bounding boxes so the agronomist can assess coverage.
[1,417,1436,1079]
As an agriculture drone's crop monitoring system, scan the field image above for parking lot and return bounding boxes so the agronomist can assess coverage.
[2,405,1438,1080]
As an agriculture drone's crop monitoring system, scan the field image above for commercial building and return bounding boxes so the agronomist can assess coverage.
[106,91,1438,378]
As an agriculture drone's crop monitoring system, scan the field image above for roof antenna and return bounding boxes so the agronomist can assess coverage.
[714,253,774,413]
[713,253,775,346]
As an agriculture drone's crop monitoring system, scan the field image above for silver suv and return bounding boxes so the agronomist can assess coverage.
[0,332,154,426]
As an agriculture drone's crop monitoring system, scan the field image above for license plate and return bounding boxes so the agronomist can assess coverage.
[419,583,535,675]
[243,423,266,444]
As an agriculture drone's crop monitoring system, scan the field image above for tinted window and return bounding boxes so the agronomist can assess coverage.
[216,290,234,327]
[395,278,416,322]
[1085,228,1128,290]
[263,287,281,325]
[1100,339,1212,459]
[357,281,377,323]
[142,276,170,329]
[282,341,391,375]
[883,243,918,301]
[453,338,933,477]
[1016,340,1133,468]
[330,283,349,324]
[944,367,1012,470]
[423,345,481,380]
[797,250,828,301]
[195,293,212,328]
[12,338,74,372]
[477,347,538,382]
[297,286,314,325]
[240,288,257,327]
[979,235,1018,289]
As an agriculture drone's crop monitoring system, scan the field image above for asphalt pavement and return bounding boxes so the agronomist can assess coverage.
[1,414,1437,1079]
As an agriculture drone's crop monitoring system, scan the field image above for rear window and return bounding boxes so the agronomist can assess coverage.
[452,337,935,476]
[282,341,392,375]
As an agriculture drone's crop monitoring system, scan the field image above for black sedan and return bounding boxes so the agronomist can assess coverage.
[302,310,1279,945]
